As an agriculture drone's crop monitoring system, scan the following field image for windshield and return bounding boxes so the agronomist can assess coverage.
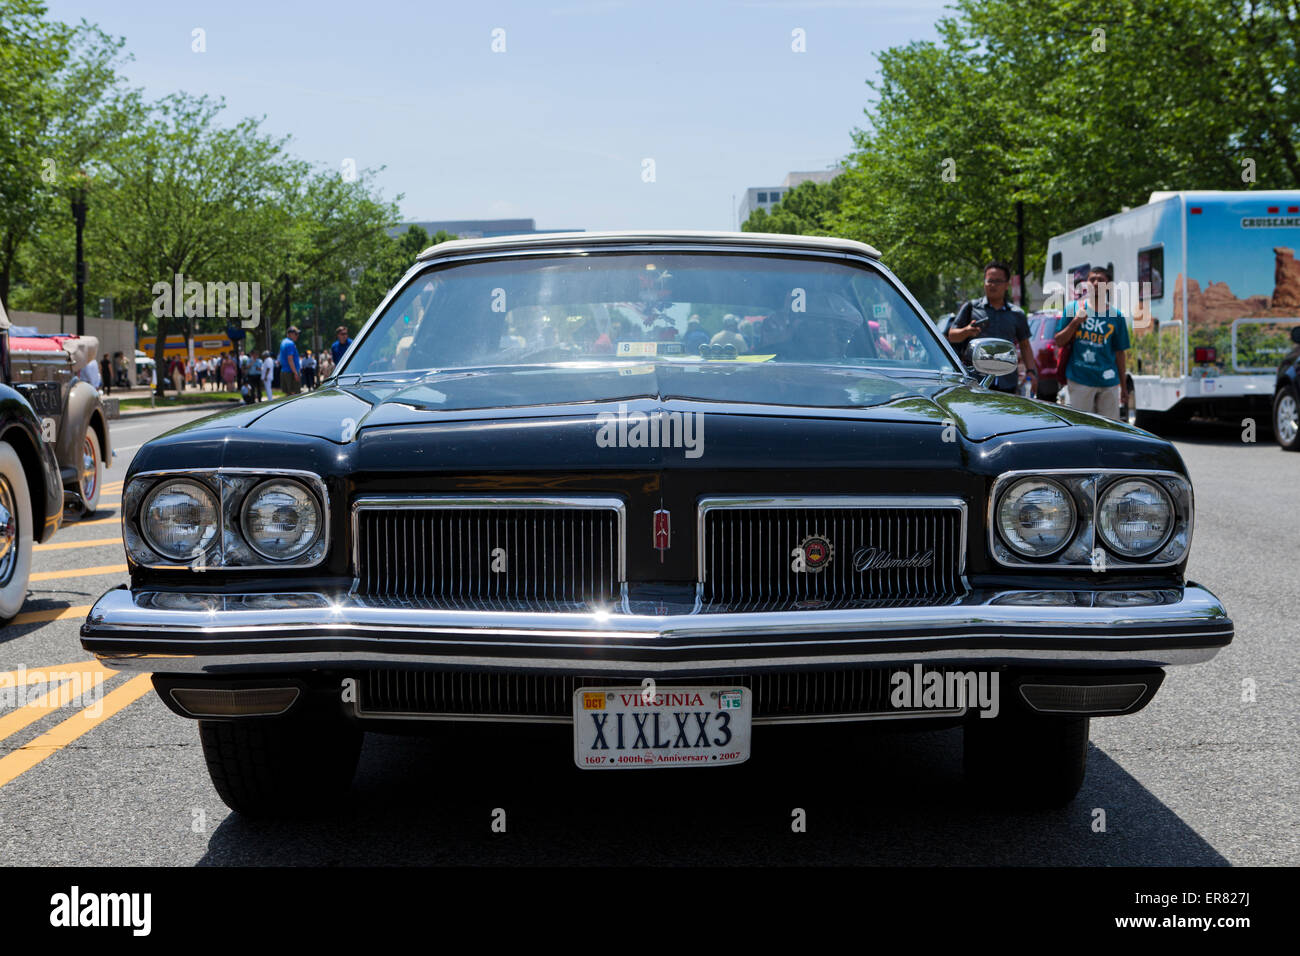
[341,252,954,379]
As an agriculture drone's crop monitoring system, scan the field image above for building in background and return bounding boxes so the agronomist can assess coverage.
[389,218,583,239]
[736,169,843,228]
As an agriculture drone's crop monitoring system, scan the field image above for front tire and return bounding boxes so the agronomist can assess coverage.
[964,709,1089,808]
[198,717,362,818]
[0,443,34,622]
[1275,386,1300,451]
[79,426,103,514]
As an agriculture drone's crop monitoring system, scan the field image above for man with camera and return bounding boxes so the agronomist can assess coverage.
[946,261,1037,393]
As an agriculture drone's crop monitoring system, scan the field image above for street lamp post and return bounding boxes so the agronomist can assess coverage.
[70,187,87,336]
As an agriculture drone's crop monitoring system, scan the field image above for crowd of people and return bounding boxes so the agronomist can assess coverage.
[946,259,1130,420]
[144,325,355,403]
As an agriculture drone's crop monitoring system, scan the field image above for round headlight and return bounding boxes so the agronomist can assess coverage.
[240,480,322,561]
[997,478,1077,558]
[141,480,219,560]
[1097,479,1173,557]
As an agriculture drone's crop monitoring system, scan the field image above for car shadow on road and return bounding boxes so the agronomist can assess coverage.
[196,722,1228,866]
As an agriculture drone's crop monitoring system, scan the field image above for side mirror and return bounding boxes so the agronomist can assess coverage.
[1290,326,1300,345]
[969,337,1018,387]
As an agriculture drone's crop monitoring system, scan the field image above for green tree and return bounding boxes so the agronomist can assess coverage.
[0,0,134,309]
[827,0,1300,313]
[346,225,457,326]
[742,177,847,237]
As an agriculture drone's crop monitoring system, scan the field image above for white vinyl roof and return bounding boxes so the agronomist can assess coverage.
[415,230,882,262]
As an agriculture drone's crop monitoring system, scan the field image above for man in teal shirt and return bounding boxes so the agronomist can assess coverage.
[1054,266,1130,420]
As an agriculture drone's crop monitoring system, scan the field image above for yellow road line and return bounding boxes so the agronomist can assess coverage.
[34,537,120,552]
[0,674,153,788]
[0,660,103,684]
[0,664,112,746]
[30,564,128,582]
[5,605,94,627]
[64,515,120,527]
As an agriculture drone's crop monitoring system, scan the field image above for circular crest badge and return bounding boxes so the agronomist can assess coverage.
[798,533,833,573]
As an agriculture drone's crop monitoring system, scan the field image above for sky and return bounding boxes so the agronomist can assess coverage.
[45,0,949,232]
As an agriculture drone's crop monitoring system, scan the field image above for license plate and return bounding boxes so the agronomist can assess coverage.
[573,686,751,769]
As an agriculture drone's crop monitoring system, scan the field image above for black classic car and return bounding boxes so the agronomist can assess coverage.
[1273,326,1300,451]
[80,232,1233,816]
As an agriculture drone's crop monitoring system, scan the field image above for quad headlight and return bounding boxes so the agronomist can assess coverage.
[240,479,322,561]
[996,478,1076,558]
[125,469,328,569]
[990,470,1192,569]
[1096,479,1174,557]
[140,480,220,560]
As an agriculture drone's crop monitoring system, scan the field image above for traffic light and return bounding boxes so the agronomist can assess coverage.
[98,297,113,320]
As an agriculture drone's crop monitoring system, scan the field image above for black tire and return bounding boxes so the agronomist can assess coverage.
[1274,386,1300,451]
[963,709,1089,809]
[198,717,362,818]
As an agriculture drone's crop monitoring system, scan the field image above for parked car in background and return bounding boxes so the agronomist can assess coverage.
[1027,311,1064,402]
[1273,326,1300,451]
[82,231,1232,817]
[0,306,70,620]
[1,308,112,514]
[934,311,956,340]
[134,349,155,386]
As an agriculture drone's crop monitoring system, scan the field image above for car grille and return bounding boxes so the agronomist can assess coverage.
[353,497,623,604]
[357,668,965,721]
[699,499,966,610]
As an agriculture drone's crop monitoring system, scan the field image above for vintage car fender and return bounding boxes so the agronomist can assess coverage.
[55,379,111,480]
[0,384,63,543]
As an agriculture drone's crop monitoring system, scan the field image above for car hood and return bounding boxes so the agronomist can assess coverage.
[181,363,1084,442]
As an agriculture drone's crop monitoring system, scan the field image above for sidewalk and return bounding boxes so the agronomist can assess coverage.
[108,384,244,419]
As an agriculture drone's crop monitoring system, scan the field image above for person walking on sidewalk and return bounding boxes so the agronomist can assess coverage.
[1054,265,1131,420]
[260,350,274,402]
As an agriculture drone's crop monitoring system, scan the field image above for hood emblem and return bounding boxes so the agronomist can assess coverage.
[653,509,671,562]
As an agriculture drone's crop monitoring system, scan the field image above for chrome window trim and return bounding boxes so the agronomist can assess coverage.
[987,468,1193,570]
[349,494,628,585]
[331,243,959,381]
[696,495,969,584]
[125,467,330,571]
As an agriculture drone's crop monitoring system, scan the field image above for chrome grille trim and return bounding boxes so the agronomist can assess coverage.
[351,495,626,603]
[354,668,966,723]
[697,496,967,608]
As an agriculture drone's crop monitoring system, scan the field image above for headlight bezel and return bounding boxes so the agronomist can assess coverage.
[995,477,1078,559]
[1095,477,1176,558]
[239,478,324,562]
[124,468,329,570]
[138,478,220,561]
[988,469,1193,570]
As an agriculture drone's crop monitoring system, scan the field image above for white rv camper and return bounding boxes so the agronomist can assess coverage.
[1042,190,1300,428]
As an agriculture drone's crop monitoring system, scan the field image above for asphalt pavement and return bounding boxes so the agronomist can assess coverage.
[0,408,1294,865]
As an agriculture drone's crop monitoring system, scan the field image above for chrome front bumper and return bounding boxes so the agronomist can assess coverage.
[81,584,1234,675]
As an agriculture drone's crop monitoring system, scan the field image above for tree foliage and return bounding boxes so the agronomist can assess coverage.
[746,0,1300,314]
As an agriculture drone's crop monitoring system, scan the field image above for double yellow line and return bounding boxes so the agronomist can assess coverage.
[0,661,153,788]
